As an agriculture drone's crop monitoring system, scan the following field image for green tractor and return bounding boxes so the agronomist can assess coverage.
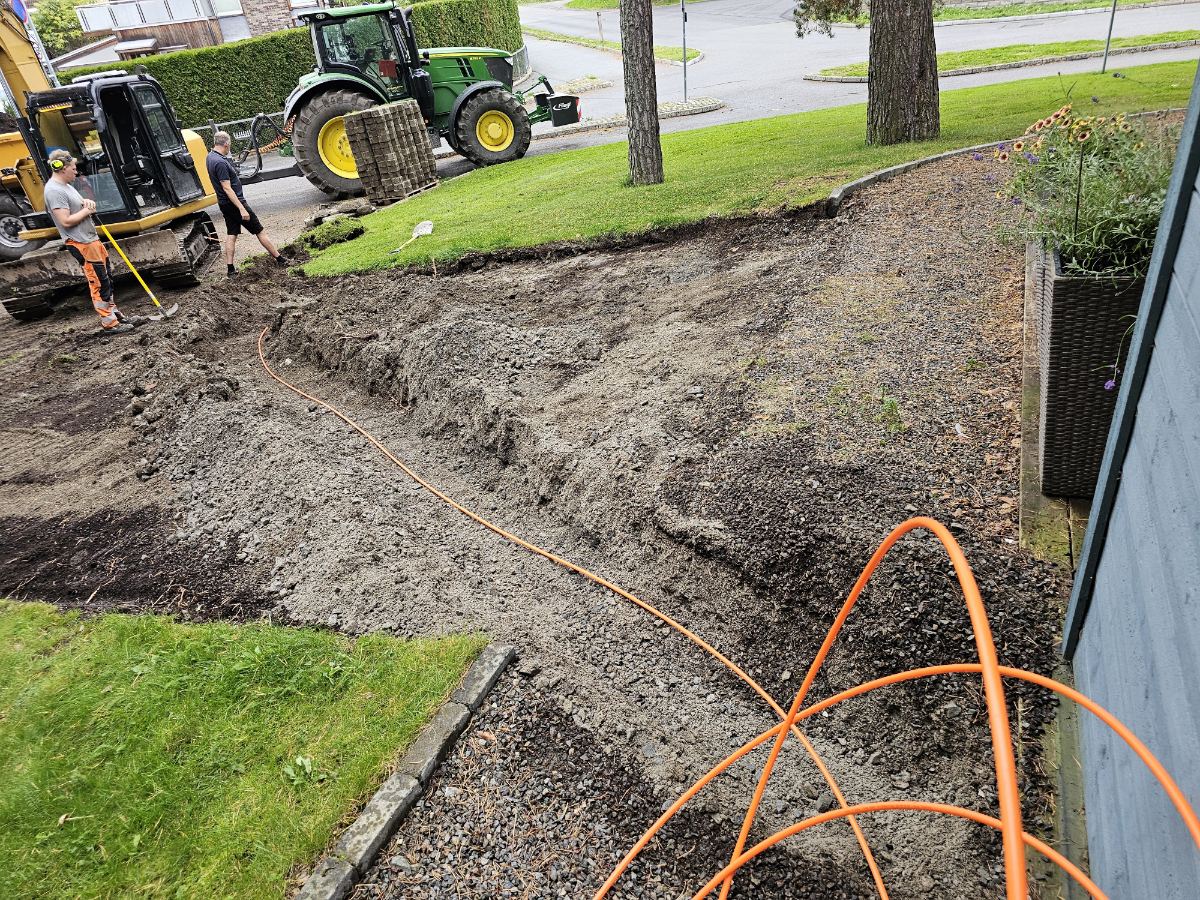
[284,1,580,195]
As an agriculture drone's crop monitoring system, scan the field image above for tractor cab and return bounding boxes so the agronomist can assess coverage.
[17,73,210,234]
[303,3,435,121]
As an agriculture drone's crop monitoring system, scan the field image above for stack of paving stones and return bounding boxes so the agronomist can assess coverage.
[343,100,438,205]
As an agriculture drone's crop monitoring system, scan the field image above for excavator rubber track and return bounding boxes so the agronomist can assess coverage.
[0,213,218,322]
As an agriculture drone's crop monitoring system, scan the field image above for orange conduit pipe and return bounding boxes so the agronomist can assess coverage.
[601,662,1200,897]
[695,802,1107,900]
[723,517,1025,900]
[254,329,890,899]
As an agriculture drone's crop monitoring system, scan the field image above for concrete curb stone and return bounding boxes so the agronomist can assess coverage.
[452,642,516,711]
[334,772,422,874]
[293,642,516,900]
[398,701,472,784]
[294,858,356,900]
[804,38,1200,83]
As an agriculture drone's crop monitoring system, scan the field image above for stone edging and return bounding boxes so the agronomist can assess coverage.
[805,38,1200,82]
[824,106,1179,216]
[826,139,1012,216]
[521,29,704,67]
[294,643,517,900]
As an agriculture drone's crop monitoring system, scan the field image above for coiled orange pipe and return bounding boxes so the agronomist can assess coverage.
[723,517,1025,900]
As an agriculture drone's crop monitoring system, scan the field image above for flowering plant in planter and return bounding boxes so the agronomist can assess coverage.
[999,103,1179,278]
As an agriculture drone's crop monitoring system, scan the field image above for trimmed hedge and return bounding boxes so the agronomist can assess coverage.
[411,0,522,53]
[62,0,521,127]
[64,28,316,128]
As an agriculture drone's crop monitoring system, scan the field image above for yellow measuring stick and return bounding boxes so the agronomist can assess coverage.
[96,221,162,309]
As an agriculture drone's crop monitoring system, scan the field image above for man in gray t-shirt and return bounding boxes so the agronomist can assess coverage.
[44,149,130,330]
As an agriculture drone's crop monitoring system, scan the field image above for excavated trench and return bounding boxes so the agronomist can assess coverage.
[0,155,1070,899]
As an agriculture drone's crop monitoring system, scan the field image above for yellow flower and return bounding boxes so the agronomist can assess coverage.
[1136,141,1145,149]
[998,151,1010,162]
[996,191,1004,199]
[1076,131,1091,142]
[1013,141,1024,151]
[1097,117,1107,124]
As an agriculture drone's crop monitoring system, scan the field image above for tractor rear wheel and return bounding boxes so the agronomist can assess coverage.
[454,89,531,168]
[293,90,377,196]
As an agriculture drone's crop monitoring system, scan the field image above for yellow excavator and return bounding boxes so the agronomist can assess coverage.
[0,7,217,322]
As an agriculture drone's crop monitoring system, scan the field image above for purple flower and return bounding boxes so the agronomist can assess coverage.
[1104,379,1117,391]
[973,152,984,160]
[1030,155,1040,163]
[1092,96,1099,102]
[1011,198,1022,206]
[996,142,1006,150]
[984,173,996,183]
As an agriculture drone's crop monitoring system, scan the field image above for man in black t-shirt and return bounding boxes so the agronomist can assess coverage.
[206,130,286,277]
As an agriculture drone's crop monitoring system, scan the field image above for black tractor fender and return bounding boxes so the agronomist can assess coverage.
[284,76,388,125]
[447,80,506,143]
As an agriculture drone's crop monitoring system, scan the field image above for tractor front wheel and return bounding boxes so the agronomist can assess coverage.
[454,89,531,168]
[293,90,376,196]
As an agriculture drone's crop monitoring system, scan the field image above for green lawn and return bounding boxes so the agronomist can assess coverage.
[820,30,1200,77]
[304,59,1196,277]
[0,600,484,900]
[522,26,700,63]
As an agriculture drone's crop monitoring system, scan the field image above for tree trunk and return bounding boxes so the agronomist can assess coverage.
[620,0,664,185]
[866,0,939,146]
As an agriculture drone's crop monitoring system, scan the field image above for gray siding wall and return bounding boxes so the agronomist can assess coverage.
[1073,168,1200,898]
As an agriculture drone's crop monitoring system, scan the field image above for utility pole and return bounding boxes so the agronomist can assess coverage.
[1101,0,1118,73]
[597,10,604,42]
[681,0,687,102]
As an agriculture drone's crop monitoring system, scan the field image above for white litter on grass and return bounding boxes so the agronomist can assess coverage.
[389,220,434,255]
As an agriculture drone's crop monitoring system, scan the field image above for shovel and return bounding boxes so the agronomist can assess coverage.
[97,222,179,319]
[388,220,434,255]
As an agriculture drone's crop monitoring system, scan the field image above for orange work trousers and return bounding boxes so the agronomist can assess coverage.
[66,239,118,328]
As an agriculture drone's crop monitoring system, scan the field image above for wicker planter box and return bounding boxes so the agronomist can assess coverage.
[1032,243,1144,497]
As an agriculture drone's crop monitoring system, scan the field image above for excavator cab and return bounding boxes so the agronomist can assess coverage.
[19,75,207,227]
[0,71,217,322]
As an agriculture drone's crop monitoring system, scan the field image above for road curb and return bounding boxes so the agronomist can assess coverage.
[805,38,1200,82]
[530,98,725,141]
[521,29,703,67]
[294,642,517,900]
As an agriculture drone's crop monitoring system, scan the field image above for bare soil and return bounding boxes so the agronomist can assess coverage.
[0,155,1070,900]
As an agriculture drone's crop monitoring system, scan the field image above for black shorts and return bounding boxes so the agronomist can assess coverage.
[219,202,264,236]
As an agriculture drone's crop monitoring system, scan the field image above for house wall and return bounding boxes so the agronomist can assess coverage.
[242,0,294,36]
[1070,113,1200,898]
[112,21,225,49]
